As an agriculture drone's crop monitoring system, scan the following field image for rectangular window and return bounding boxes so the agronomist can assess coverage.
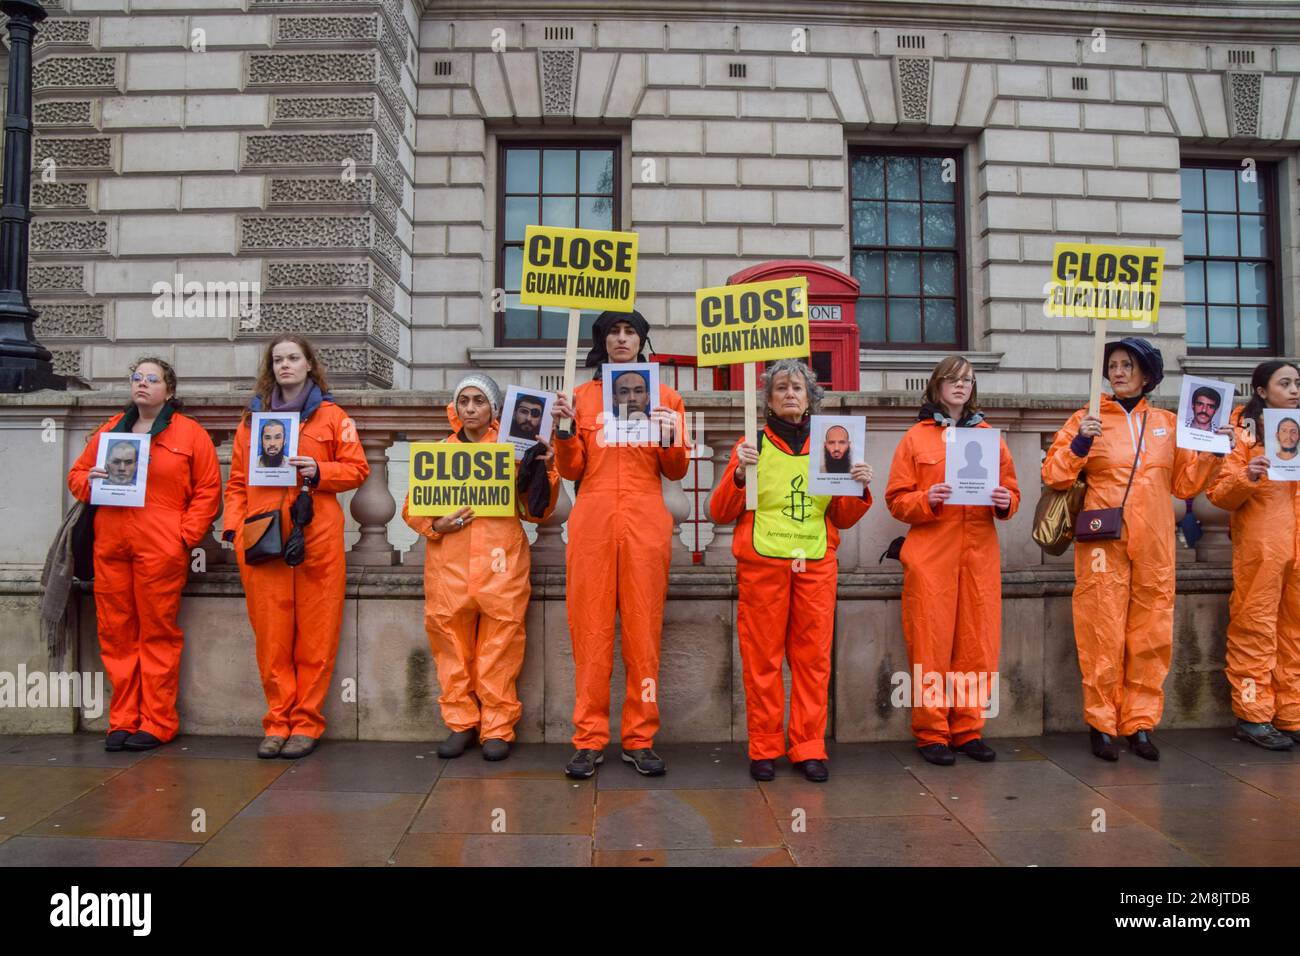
[1180,160,1279,352]
[496,142,619,346]
[848,148,965,350]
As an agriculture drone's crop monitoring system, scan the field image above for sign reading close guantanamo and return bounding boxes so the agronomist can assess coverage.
[519,224,639,312]
[407,443,515,517]
[1044,242,1165,323]
[694,276,811,367]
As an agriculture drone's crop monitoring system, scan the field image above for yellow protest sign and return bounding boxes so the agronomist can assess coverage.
[1044,242,1165,323]
[694,276,810,367]
[519,224,638,312]
[406,442,515,517]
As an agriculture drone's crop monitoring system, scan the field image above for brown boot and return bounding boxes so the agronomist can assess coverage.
[280,735,318,759]
[257,735,287,759]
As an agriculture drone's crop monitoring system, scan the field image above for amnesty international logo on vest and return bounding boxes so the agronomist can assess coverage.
[407,443,515,517]
[752,439,829,560]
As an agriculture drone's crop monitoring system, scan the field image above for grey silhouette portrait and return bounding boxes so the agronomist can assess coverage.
[957,440,988,480]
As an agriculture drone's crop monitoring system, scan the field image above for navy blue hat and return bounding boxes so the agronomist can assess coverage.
[1104,336,1164,394]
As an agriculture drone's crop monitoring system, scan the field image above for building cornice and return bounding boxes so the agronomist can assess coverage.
[421,0,1300,42]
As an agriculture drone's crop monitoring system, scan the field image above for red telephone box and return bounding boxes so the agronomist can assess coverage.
[717,261,860,391]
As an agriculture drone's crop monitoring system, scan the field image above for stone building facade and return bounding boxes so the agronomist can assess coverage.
[2,0,1299,742]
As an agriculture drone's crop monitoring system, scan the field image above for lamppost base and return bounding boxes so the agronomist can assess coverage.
[0,359,66,392]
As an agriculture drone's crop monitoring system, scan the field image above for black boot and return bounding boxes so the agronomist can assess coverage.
[1235,720,1295,751]
[796,759,829,782]
[1127,730,1159,761]
[917,743,956,766]
[123,731,163,752]
[437,728,477,758]
[1089,726,1119,761]
[481,738,511,761]
[954,738,997,762]
[104,730,131,752]
[749,759,776,782]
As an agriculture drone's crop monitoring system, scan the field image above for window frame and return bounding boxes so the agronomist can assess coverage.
[847,144,968,352]
[1180,156,1282,356]
[494,138,622,348]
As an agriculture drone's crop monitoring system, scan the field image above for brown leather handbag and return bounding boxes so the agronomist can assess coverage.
[1075,412,1146,542]
[1031,478,1086,556]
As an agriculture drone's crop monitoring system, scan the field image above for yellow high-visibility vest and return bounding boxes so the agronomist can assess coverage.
[752,436,830,560]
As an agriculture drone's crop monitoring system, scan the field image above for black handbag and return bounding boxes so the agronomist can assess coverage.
[1075,412,1146,542]
[241,491,287,565]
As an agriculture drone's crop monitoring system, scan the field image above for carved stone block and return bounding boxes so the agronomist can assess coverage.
[34,302,105,337]
[33,99,94,128]
[33,18,92,49]
[248,51,377,87]
[244,131,374,167]
[541,49,578,116]
[894,56,932,123]
[49,348,83,378]
[1227,71,1262,138]
[34,136,112,171]
[29,264,86,294]
[34,55,118,94]
[240,214,373,251]
[32,181,90,209]
[31,219,109,253]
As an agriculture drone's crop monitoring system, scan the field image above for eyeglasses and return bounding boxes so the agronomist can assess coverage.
[130,373,162,384]
[945,376,975,387]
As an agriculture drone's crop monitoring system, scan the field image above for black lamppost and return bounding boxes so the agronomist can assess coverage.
[0,1,62,392]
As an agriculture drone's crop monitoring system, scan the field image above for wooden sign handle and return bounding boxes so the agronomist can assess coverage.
[744,362,758,511]
[557,307,581,439]
[1087,323,1107,419]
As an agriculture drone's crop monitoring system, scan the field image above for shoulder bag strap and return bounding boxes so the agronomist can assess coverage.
[1119,412,1148,509]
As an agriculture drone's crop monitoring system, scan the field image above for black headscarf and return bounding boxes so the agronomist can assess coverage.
[585,309,651,376]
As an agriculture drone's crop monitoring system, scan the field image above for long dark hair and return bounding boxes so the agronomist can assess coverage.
[1242,360,1300,441]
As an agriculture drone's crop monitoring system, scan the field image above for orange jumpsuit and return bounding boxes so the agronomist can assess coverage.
[886,419,1020,747]
[401,408,559,742]
[68,410,221,741]
[555,379,689,751]
[1207,410,1300,730]
[709,429,871,762]
[224,400,369,739]
[1043,394,1222,736]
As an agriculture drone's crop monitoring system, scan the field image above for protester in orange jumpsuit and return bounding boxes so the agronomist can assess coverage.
[224,335,369,759]
[710,359,871,782]
[68,358,221,752]
[886,356,1020,766]
[1207,360,1300,750]
[551,310,689,778]
[1043,337,1228,761]
[401,374,559,761]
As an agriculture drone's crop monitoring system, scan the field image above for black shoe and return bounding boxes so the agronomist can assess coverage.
[565,749,604,778]
[749,759,776,782]
[1127,730,1160,761]
[1089,726,1118,761]
[796,759,829,782]
[917,743,956,766]
[1278,726,1300,745]
[954,738,997,762]
[436,728,477,759]
[1235,720,1295,750]
[481,738,511,761]
[104,730,131,752]
[621,748,666,776]
[122,731,163,752]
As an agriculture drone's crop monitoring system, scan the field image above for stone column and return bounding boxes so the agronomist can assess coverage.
[197,426,231,568]
[348,431,398,566]
[529,478,572,568]
[663,471,694,566]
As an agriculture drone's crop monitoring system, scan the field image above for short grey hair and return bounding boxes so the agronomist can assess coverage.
[761,358,824,415]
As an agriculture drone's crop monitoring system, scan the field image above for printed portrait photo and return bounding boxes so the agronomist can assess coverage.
[249,411,300,487]
[1265,407,1300,481]
[601,362,660,446]
[807,415,866,495]
[1176,375,1234,455]
[90,431,151,508]
[500,385,557,458]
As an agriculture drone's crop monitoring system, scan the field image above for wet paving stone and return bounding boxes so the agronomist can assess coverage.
[595,743,757,791]
[438,743,586,781]
[594,847,793,866]
[0,765,123,834]
[26,756,286,843]
[0,835,198,867]
[1029,733,1231,787]
[785,815,998,866]
[594,788,784,851]
[390,833,592,866]
[412,777,595,835]
[1154,728,1300,768]
[976,826,1205,867]
[0,733,153,769]
[270,741,445,794]
[186,789,423,866]
[759,772,948,819]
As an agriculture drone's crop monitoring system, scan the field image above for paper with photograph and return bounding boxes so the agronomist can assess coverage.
[807,415,866,496]
[500,385,556,459]
[1264,407,1300,481]
[91,432,151,508]
[944,426,1000,506]
[249,411,301,487]
[601,362,660,446]
[1176,374,1234,454]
